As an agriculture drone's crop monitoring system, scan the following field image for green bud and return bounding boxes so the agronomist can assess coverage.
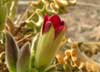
[35,25,65,69]
[35,26,55,68]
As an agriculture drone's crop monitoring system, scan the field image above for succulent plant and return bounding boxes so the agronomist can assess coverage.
[35,15,66,68]
[5,32,31,72]
[0,0,77,72]
[5,14,67,72]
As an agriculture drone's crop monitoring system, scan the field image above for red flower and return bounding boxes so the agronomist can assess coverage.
[43,15,66,37]
[35,15,66,68]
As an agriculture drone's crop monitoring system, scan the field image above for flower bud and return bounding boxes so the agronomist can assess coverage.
[35,15,66,68]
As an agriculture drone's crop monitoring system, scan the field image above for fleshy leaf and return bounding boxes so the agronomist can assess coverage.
[5,32,18,72]
[17,42,31,72]
[35,25,55,68]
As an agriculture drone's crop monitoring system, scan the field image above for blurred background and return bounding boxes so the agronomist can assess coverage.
[18,0,100,42]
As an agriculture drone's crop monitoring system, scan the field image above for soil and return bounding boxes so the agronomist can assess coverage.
[61,0,100,41]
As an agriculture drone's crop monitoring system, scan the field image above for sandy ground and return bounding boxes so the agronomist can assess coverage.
[61,0,100,41]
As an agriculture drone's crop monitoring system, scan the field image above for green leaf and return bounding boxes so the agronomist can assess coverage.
[35,26,55,68]
[0,3,6,31]
[5,32,18,72]
[31,68,39,72]
[17,42,31,72]
[53,31,65,50]
[0,0,18,31]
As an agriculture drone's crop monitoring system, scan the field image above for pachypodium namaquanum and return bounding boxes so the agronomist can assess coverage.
[5,14,66,72]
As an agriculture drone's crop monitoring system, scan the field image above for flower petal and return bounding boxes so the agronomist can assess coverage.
[55,25,65,37]
[44,15,49,25]
[43,21,51,33]
[43,15,50,33]
[61,20,64,25]
[43,15,66,38]
[50,15,61,29]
